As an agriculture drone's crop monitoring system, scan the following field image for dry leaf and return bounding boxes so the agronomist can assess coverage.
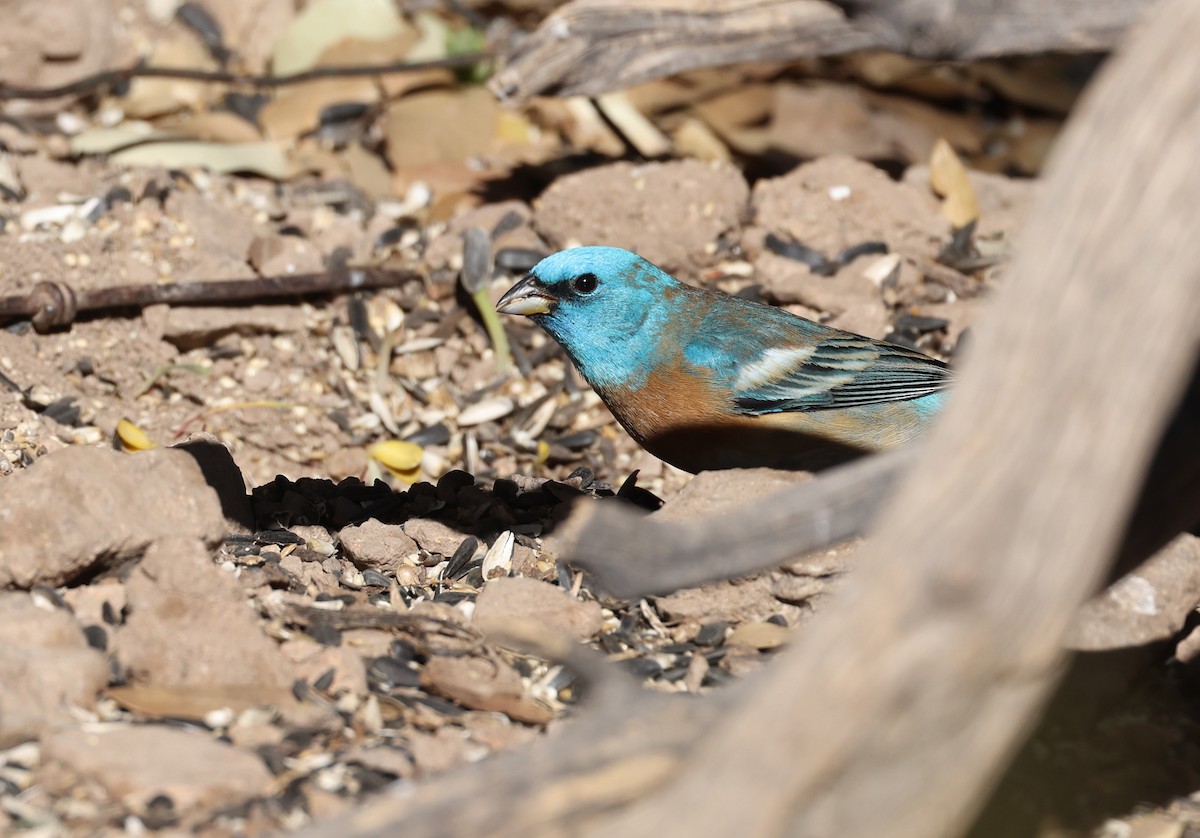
[122,36,220,118]
[596,92,671,158]
[383,88,500,168]
[671,117,731,162]
[70,125,171,155]
[392,161,491,220]
[929,137,980,228]
[260,77,379,140]
[341,142,395,200]
[406,11,450,62]
[693,85,777,155]
[693,84,775,132]
[1005,118,1061,174]
[317,32,448,99]
[540,97,624,157]
[270,0,408,76]
[420,654,555,724]
[111,141,292,180]
[849,52,987,101]
[971,57,1086,115]
[107,684,302,720]
[155,111,263,143]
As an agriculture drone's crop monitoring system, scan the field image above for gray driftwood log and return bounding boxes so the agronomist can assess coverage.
[491,0,1154,102]
[304,0,1200,834]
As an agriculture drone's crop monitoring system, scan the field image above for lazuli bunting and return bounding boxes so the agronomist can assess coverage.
[496,247,949,473]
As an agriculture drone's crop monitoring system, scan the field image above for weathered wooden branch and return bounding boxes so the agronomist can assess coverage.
[560,446,913,598]
[491,0,1152,102]
[305,0,1200,834]
[555,342,1197,604]
[836,0,1153,59]
[598,0,1200,832]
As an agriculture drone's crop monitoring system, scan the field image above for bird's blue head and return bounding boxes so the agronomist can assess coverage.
[496,246,683,389]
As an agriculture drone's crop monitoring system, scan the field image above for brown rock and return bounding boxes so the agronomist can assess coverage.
[402,518,470,557]
[1067,534,1200,651]
[769,573,833,606]
[106,683,305,722]
[0,446,225,589]
[655,468,809,523]
[473,576,604,641]
[655,574,795,625]
[40,725,271,815]
[114,537,293,689]
[420,653,554,724]
[746,156,948,265]
[247,233,325,276]
[162,304,308,350]
[342,629,397,659]
[0,593,107,746]
[407,726,478,776]
[746,158,951,324]
[325,446,369,481]
[902,163,1038,239]
[384,88,501,169]
[533,159,749,274]
[197,0,293,71]
[754,250,888,320]
[423,200,545,274]
[510,541,553,580]
[0,0,120,92]
[280,552,342,594]
[60,579,126,629]
[340,519,419,573]
[827,286,894,340]
[341,743,415,779]
[173,434,254,534]
[279,637,368,695]
[164,189,257,281]
[764,83,946,163]
[783,539,861,577]
[726,620,792,650]
[410,599,470,628]
[915,296,987,351]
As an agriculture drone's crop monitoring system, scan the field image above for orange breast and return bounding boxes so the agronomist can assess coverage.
[597,365,868,472]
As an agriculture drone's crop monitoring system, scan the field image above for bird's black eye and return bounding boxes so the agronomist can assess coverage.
[571,273,598,295]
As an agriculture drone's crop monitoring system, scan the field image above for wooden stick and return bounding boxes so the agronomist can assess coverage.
[561,446,914,598]
[600,0,1200,832]
[491,0,1149,102]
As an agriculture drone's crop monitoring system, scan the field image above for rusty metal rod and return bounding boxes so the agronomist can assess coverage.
[0,268,421,333]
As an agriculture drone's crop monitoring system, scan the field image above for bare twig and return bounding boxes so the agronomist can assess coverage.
[610,0,1200,831]
[491,0,1148,102]
[0,268,420,333]
[0,53,487,102]
[559,446,914,598]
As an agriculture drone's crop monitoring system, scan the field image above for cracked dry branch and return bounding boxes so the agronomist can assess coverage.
[491,0,1153,102]
[303,0,1200,834]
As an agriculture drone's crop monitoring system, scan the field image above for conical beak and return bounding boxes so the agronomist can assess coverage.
[496,275,555,316]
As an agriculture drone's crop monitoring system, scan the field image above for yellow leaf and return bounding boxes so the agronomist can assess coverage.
[929,138,980,228]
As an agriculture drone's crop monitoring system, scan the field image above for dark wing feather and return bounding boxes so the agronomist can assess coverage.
[733,337,951,414]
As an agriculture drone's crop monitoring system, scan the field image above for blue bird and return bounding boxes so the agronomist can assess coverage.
[496,246,949,473]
